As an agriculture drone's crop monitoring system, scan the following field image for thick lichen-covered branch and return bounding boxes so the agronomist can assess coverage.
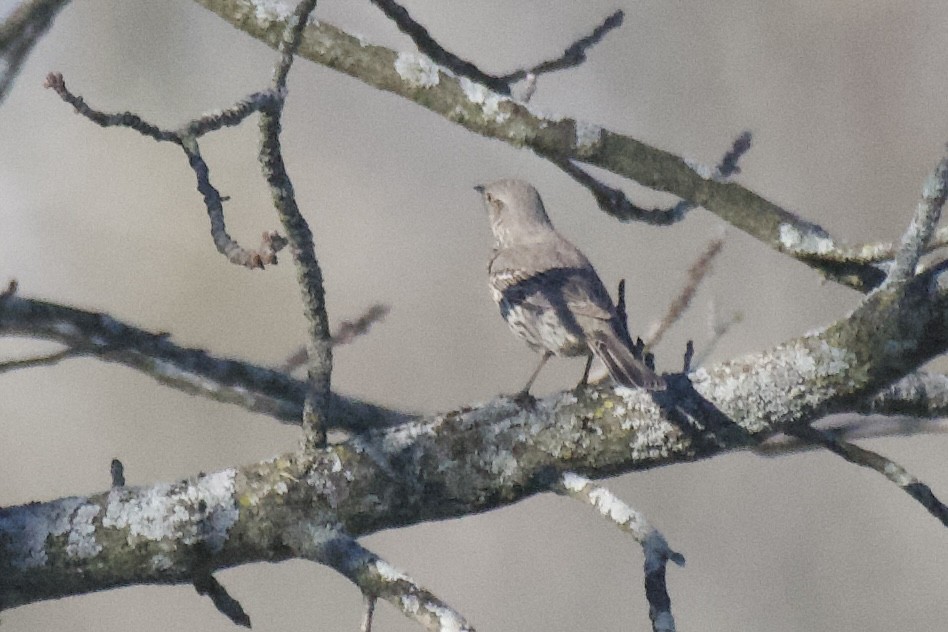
[4,261,948,610]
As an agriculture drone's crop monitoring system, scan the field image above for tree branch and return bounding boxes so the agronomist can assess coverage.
[285,525,473,632]
[4,260,948,610]
[786,424,948,527]
[192,0,897,291]
[0,293,412,431]
[44,71,287,269]
[558,473,684,632]
[885,152,948,285]
[256,0,332,449]
[0,0,70,104]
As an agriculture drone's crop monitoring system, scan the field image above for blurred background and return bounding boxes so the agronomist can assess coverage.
[2,0,948,630]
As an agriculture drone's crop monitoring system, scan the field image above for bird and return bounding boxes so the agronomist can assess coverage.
[475,178,665,396]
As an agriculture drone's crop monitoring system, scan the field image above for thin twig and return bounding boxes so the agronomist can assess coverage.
[193,569,252,627]
[554,157,691,225]
[370,0,508,93]
[371,0,623,96]
[713,130,752,179]
[0,293,413,431]
[0,347,78,374]
[682,340,694,373]
[0,0,70,104]
[754,417,948,457]
[886,151,948,285]
[44,72,286,269]
[361,595,377,632]
[787,424,948,528]
[109,458,125,488]
[259,0,331,450]
[646,238,724,350]
[282,304,390,373]
[499,10,625,83]
[555,131,752,228]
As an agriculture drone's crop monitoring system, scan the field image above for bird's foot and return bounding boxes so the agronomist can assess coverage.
[512,389,537,409]
[572,380,591,396]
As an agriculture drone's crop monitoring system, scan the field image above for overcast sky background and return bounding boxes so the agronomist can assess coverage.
[2,1,948,630]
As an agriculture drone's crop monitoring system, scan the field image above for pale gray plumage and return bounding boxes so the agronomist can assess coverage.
[476,178,665,394]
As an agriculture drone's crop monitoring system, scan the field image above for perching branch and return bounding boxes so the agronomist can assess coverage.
[5,256,948,612]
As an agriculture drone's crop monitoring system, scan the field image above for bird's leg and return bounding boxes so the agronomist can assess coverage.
[517,351,552,400]
[577,353,595,389]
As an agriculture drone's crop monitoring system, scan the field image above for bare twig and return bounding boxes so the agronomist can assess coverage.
[0,0,70,104]
[682,340,694,373]
[182,135,288,268]
[331,304,390,347]
[0,279,16,299]
[714,130,753,179]
[786,424,948,528]
[499,10,624,83]
[615,278,630,344]
[44,72,286,269]
[0,293,413,431]
[553,157,692,225]
[361,595,377,632]
[689,302,742,367]
[558,473,684,632]
[193,571,251,628]
[754,416,948,457]
[646,238,724,350]
[886,152,948,285]
[282,304,389,373]
[554,132,752,229]
[372,0,623,97]
[0,347,77,374]
[109,458,125,488]
[258,0,331,449]
[370,0,509,93]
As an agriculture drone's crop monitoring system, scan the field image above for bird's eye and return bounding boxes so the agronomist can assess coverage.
[486,193,495,203]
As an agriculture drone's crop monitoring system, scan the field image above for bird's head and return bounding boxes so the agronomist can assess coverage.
[474,179,554,247]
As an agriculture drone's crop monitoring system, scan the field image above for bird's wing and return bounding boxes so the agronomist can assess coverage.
[490,243,616,322]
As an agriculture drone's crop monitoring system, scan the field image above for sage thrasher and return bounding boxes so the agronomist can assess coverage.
[475,178,665,396]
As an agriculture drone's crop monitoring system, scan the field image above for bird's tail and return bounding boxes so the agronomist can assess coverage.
[588,331,666,391]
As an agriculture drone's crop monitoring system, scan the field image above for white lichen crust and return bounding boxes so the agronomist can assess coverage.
[394,52,441,89]
[102,469,239,553]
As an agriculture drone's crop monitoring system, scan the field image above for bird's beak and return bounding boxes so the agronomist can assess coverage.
[473,184,485,195]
